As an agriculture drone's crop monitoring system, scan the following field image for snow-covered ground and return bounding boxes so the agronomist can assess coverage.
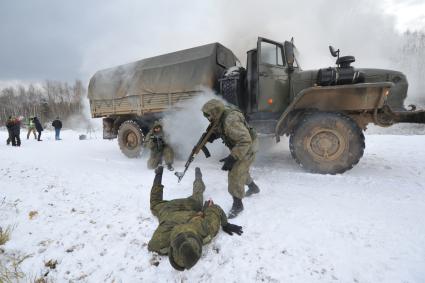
[1,129,425,282]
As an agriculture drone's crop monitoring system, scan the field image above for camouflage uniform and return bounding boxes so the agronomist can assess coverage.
[145,121,174,170]
[202,99,259,199]
[148,167,237,270]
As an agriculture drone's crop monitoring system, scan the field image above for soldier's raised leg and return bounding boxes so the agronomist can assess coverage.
[150,166,168,216]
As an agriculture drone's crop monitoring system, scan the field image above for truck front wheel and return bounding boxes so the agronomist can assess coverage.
[289,112,365,174]
[118,120,144,158]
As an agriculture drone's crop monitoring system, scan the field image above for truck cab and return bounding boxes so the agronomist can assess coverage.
[219,37,424,174]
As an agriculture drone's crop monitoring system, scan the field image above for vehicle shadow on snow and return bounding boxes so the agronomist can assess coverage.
[253,136,303,173]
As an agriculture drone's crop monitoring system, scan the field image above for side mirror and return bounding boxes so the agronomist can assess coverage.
[329,46,339,58]
[284,41,294,71]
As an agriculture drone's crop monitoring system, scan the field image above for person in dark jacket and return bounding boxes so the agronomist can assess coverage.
[33,116,43,141]
[52,117,62,140]
[6,116,21,146]
[6,116,12,145]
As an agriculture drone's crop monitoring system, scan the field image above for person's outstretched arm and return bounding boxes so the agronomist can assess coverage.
[190,167,205,206]
[150,166,167,216]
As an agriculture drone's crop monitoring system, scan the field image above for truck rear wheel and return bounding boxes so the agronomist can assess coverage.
[289,112,365,174]
[118,120,144,158]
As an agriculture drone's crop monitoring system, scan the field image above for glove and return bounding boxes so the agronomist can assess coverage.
[195,167,202,180]
[219,155,237,171]
[222,223,243,236]
[153,166,164,186]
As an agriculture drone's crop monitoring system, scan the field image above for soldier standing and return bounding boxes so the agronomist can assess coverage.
[201,99,260,219]
[145,121,174,171]
[148,166,243,270]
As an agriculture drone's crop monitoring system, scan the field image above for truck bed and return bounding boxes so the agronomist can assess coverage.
[90,92,198,118]
[88,42,238,118]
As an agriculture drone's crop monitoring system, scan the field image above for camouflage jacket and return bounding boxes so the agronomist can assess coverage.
[148,184,228,255]
[217,108,256,160]
[202,99,257,160]
[145,121,170,152]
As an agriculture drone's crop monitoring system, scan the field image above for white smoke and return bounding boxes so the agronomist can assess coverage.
[78,1,424,107]
[64,96,102,132]
[162,88,229,160]
[214,0,424,106]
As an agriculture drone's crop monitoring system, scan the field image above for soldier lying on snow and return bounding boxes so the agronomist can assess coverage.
[145,121,174,171]
[148,166,243,271]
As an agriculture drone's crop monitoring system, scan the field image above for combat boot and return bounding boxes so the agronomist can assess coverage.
[228,197,243,219]
[245,181,260,197]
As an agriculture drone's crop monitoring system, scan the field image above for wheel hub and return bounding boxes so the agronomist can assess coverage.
[307,128,346,161]
[126,131,138,149]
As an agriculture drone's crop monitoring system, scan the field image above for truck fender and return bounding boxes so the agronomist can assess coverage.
[275,82,394,141]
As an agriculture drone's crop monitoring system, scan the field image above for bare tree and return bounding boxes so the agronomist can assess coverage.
[0,80,86,127]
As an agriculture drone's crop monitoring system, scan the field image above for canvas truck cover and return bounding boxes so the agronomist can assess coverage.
[88,43,237,101]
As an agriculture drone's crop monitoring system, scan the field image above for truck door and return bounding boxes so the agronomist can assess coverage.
[257,37,290,113]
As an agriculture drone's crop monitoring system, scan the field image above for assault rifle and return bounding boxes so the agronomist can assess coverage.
[175,121,218,182]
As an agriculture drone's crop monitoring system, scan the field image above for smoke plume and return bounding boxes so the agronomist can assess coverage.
[162,88,229,160]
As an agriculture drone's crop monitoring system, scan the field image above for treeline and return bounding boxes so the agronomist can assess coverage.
[0,80,86,126]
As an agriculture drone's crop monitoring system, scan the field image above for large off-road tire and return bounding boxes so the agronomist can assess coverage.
[118,120,144,158]
[289,112,365,174]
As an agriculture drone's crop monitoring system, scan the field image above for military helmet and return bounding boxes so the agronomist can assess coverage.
[201,99,225,122]
[152,120,163,133]
[169,232,202,271]
[152,120,162,128]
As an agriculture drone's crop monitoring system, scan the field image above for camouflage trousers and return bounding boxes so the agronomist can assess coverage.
[147,146,174,169]
[228,150,255,199]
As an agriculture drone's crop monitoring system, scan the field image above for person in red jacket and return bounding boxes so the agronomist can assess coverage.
[6,116,21,146]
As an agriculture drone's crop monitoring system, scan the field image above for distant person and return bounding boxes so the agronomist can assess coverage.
[148,166,243,271]
[52,117,62,140]
[6,116,21,146]
[5,116,12,145]
[33,116,43,141]
[26,117,37,140]
[145,121,174,171]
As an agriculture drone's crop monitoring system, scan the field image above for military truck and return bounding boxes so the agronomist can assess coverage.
[88,43,236,157]
[88,37,425,174]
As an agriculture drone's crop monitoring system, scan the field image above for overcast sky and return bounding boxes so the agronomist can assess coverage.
[0,0,424,85]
